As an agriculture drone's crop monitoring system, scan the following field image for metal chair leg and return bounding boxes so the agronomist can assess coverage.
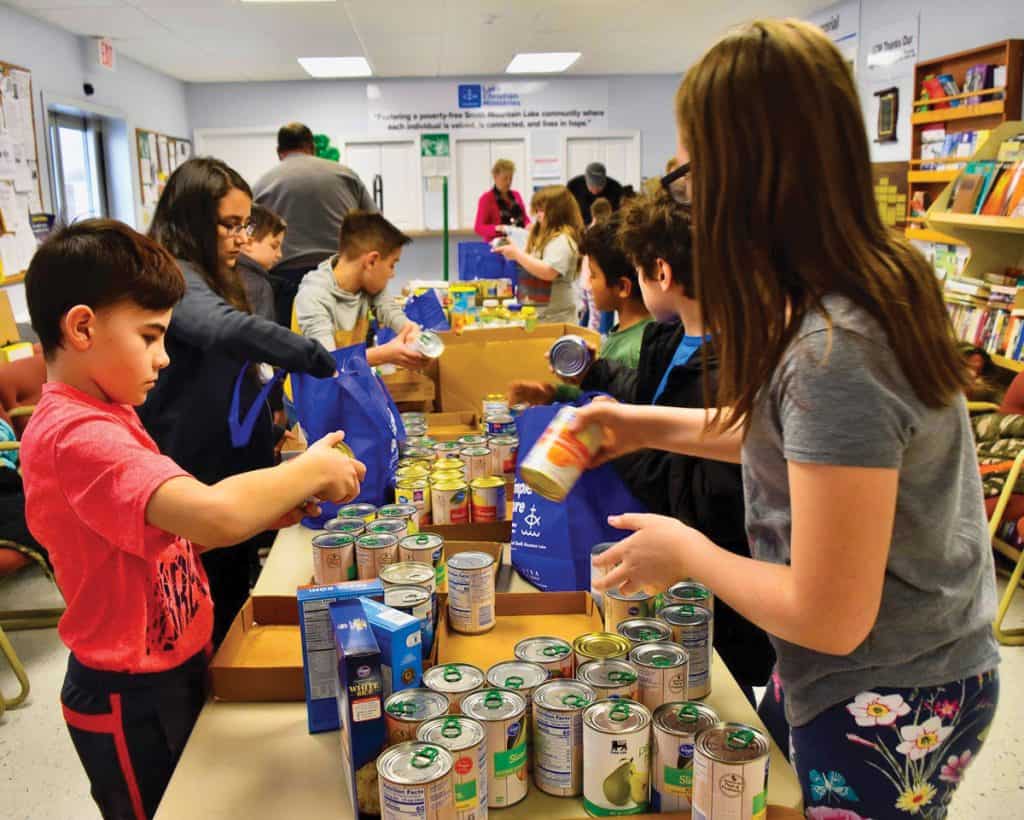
[0,625,30,709]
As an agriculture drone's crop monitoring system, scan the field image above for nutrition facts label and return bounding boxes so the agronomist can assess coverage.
[535,713,574,787]
[302,600,338,701]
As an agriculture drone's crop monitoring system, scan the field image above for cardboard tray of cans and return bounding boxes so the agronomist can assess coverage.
[422,410,481,441]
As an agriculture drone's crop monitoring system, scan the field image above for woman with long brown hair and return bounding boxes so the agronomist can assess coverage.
[574,20,999,816]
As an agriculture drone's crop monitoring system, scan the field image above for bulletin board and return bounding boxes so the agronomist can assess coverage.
[136,127,192,210]
[0,60,44,283]
[872,161,910,230]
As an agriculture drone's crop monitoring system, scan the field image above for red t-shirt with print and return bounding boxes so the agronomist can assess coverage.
[21,382,213,673]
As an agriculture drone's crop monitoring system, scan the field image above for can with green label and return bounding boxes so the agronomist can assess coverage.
[417,715,487,820]
[582,698,651,816]
[460,689,528,808]
[651,701,719,812]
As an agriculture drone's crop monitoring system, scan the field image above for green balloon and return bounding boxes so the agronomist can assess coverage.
[323,147,340,162]
[313,133,330,150]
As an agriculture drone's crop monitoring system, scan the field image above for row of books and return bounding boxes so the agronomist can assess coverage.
[918,63,1006,110]
[948,160,1024,217]
[946,271,1024,358]
[919,128,990,170]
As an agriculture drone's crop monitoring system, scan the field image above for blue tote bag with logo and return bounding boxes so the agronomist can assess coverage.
[510,397,647,591]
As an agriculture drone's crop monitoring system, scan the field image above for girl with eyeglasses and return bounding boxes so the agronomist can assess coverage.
[575,20,999,817]
[141,157,336,646]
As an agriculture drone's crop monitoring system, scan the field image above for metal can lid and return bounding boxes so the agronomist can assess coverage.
[658,604,712,627]
[434,457,465,469]
[339,503,377,518]
[485,392,506,400]
[519,465,568,503]
[379,504,418,520]
[460,688,526,721]
[417,715,486,751]
[484,413,514,424]
[629,642,688,669]
[448,551,494,571]
[384,689,449,722]
[486,661,548,692]
[377,741,453,784]
[403,448,436,461]
[395,478,428,490]
[666,581,712,602]
[533,679,595,712]
[577,659,639,688]
[653,702,719,736]
[435,442,463,452]
[458,435,488,445]
[573,632,631,660]
[606,589,653,603]
[423,663,485,693]
[696,722,770,763]
[584,698,651,734]
[368,519,407,535]
[489,435,518,445]
[432,478,468,492]
[324,519,365,536]
[549,335,592,378]
[617,619,672,644]
[401,412,427,422]
[591,542,618,558]
[311,533,355,549]
[380,562,435,586]
[384,585,431,609]
[356,533,399,549]
[514,636,572,664]
[470,476,505,490]
[461,446,492,457]
[400,533,444,552]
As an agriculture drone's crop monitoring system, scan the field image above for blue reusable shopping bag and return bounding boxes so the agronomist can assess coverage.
[403,289,451,331]
[510,397,648,591]
[457,241,519,286]
[290,344,406,527]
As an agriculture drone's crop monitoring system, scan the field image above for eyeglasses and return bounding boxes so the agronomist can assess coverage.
[660,161,691,205]
[218,220,254,238]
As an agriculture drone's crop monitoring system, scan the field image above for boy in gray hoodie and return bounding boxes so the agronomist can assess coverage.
[293,210,428,370]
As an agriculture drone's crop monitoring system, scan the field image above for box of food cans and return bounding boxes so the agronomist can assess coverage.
[348,596,423,697]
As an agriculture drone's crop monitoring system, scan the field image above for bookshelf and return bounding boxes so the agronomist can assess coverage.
[907,40,1023,244]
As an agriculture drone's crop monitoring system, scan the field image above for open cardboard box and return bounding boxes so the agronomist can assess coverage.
[423,410,480,441]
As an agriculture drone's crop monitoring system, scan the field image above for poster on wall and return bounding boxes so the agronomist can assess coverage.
[808,1,860,72]
[367,78,609,135]
[865,16,919,79]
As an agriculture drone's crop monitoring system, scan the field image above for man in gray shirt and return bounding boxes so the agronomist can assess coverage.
[253,123,376,325]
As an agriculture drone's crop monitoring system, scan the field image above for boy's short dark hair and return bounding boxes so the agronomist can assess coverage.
[617,192,694,293]
[338,211,411,261]
[579,213,643,303]
[277,122,314,153]
[590,197,613,222]
[249,204,287,242]
[26,219,185,359]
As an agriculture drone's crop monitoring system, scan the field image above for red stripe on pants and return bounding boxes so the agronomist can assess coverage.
[63,694,146,820]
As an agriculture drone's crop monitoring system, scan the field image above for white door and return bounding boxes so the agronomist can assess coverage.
[344,140,419,230]
[455,137,528,229]
[194,129,278,190]
[565,136,640,190]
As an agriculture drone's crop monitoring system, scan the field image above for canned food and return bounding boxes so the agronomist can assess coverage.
[470,476,506,522]
[384,585,435,658]
[311,533,356,584]
[651,702,719,813]
[396,478,432,527]
[377,741,455,820]
[482,394,509,419]
[447,552,495,635]
[460,689,528,808]
[417,716,487,820]
[549,334,593,379]
[380,561,437,595]
[413,329,445,359]
[368,518,410,542]
[487,660,548,773]
[617,618,673,648]
[532,679,595,797]
[630,642,689,712]
[658,605,712,699]
[401,412,427,425]
[323,517,365,538]
[590,542,617,617]
[515,636,574,679]
[432,479,469,526]
[460,447,492,483]
[692,723,770,820]
[577,659,640,701]
[405,424,428,438]
[339,502,377,523]
[430,469,466,486]
[423,664,486,714]
[434,457,466,474]
[663,580,714,614]
[583,699,651,816]
[488,435,518,476]
[384,688,450,747]
[333,440,356,458]
[404,446,437,462]
[458,435,488,447]
[356,533,400,580]
[379,503,421,534]
[399,533,446,589]
[573,632,631,668]
[604,590,655,633]
[520,407,603,502]
[435,442,464,460]
[396,465,431,482]
[509,402,529,418]
[484,413,516,437]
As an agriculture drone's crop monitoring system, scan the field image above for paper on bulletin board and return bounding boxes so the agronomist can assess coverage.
[0,180,17,232]
[175,140,191,166]
[532,156,561,180]
[0,134,15,179]
[157,135,170,175]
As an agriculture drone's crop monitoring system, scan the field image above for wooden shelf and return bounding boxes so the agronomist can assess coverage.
[908,169,960,183]
[993,354,1024,372]
[906,226,966,244]
[911,99,1005,125]
[913,87,1006,108]
[929,212,1024,235]
[0,272,26,286]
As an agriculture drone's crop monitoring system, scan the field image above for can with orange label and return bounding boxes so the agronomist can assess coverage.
[520,407,603,502]
[470,476,506,522]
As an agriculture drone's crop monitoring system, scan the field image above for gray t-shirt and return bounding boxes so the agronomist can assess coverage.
[253,154,376,270]
[742,295,1000,727]
[536,232,579,323]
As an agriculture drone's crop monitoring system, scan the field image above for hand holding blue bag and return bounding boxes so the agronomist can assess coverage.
[511,396,648,591]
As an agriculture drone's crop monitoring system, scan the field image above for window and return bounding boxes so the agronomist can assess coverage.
[48,112,108,222]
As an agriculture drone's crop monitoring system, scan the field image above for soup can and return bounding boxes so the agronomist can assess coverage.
[576,659,640,701]
[549,335,593,379]
[460,447,492,483]
[323,517,365,538]
[376,741,455,820]
[356,533,400,580]
[651,702,719,813]
[447,551,496,635]
[617,618,673,648]
[368,518,410,542]
[379,502,421,534]
[662,580,714,614]
[413,329,445,359]
[590,542,617,617]
[630,642,689,712]
[692,723,770,820]
[435,442,464,460]
[460,689,528,808]
[384,688,450,747]
[658,605,712,699]
[311,533,356,584]
[380,561,437,596]
[604,590,655,634]
[484,413,516,437]
[515,636,574,679]
[396,465,431,483]
[486,660,549,773]
[434,457,466,474]
[339,502,377,523]
[458,435,488,447]
[404,446,437,462]
[488,436,519,476]
[399,532,446,589]
[582,699,651,816]
[401,411,427,426]
[482,394,509,419]
[405,424,428,439]
[520,407,603,502]
[432,479,470,526]
[396,478,432,527]
[431,470,467,488]
[470,476,506,522]
[532,678,596,797]
[573,632,631,669]
[510,402,529,418]
[417,716,487,820]
[385,584,435,658]
[423,664,486,715]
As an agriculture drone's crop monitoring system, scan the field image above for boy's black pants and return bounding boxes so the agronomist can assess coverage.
[60,649,208,820]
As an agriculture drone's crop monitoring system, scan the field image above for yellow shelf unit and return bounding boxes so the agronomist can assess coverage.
[911,99,1006,125]
[908,169,960,184]
[993,354,1024,373]
[906,226,965,244]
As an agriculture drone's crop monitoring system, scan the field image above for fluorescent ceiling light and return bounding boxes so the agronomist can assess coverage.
[298,57,372,78]
[506,52,581,74]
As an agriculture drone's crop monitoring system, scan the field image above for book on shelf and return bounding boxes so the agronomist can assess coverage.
[938,74,962,106]
[964,64,995,104]
[950,171,987,212]
[997,135,1024,163]
[922,76,950,109]
[946,159,1024,217]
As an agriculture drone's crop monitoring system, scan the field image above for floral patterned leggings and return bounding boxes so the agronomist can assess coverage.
[757,669,999,819]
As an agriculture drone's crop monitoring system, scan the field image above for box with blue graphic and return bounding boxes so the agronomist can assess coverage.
[353,596,423,697]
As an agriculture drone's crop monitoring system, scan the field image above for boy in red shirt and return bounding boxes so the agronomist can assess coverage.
[20,219,365,820]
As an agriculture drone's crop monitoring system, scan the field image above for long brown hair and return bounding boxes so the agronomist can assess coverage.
[676,19,966,429]
[526,185,584,271]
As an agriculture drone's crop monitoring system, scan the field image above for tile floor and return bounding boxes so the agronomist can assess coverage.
[2,566,1023,819]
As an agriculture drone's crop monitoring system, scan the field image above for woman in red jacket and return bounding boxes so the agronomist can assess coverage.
[474,158,530,241]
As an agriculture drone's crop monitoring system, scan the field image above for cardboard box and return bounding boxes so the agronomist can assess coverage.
[423,410,480,441]
[429,520,513,543]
